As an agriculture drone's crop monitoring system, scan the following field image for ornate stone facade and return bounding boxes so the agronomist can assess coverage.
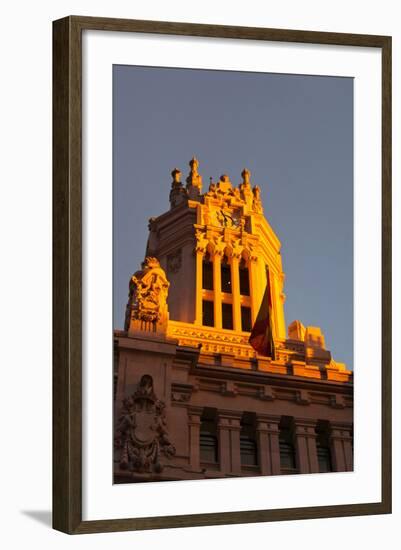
[114,158,353,483]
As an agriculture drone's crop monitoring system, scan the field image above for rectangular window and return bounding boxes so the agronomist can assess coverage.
[240,436,258,466]
[279,440,297,470]
[317,445,333,473]
[221,261,232,293]
[202,300,214,327]
[202,257,213,290]
[279,422,297,472]
[241,306,252,332]
[316,421,333,472]
[239,265,250,296]
[200,433,218,463]
[200,410,218,464]
[240,413,258,466]
[222,303,233,330]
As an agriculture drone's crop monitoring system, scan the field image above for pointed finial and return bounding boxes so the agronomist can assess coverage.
[252,185,263,213]
[241,168,251,186]
[189,157,199,172]
[169,168,187,208]
[186,156,202,191]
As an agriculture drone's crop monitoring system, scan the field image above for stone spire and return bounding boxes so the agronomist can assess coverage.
[186,157,203,200]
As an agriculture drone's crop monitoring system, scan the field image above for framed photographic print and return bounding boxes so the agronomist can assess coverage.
[53,16,391,534]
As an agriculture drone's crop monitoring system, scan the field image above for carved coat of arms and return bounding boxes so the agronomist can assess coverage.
[115,375,175,473]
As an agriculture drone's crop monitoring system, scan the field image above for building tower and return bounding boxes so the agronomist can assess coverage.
[114,158,353,483]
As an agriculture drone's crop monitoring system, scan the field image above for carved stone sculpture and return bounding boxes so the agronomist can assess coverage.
[125,257,169,334]
[115,375,176,473]
[169,168,187,208]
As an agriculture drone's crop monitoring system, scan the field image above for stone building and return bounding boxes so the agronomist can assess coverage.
[113,158,353,483]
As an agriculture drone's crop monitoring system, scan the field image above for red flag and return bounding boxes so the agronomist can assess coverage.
[249,269,275,357]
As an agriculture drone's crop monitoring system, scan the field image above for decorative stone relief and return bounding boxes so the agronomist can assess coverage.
[171,382,194,403]
[295,389,311,405]
[171,392,191,403]
[330,394,346,409]
[221,381,238,396]
[115,375,175,473]
[167,249,182,274]
[195,229,209,253]
[258,385,275,401]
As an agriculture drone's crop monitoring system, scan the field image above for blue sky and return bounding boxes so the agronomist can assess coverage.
[113,65,353,369]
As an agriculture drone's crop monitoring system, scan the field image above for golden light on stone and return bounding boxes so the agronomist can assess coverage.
[125,157,350,382]
[115,157,353,482]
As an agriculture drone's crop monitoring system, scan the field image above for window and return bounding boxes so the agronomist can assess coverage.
[317,444,332,473]
[221,256,232,293]
[222,303,233,330]
[316,420,333,472]
[202,300,214,327]
[240,412,258,466]
[202,253,213,290]
[200,433,218,463]
[279,439,297,470]
[241,306,252,332]
[240,436,258,466]
[239,260,250,296]
[279,418,297,471]
[200,409,218,464]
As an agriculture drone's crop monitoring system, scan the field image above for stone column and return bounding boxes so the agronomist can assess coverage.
[213,252,223,329]
[188,407,203,471]
[329,423,353,472]
[217,411,242,475]
[195,250,204,325]
[256,414,281,476]
[230,254,242,331]
[293,418,319,474]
